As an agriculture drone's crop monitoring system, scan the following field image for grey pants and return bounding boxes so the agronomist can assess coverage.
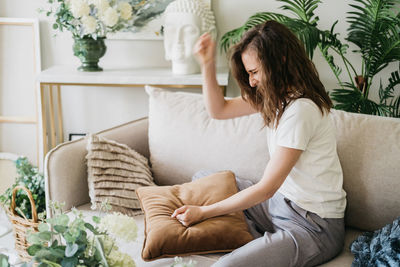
[192,171,345,267]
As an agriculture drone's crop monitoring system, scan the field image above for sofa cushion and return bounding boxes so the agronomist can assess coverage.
[136,171,254,261]
[331,110,400,231]
[74,202,358,266]
[86,134,155,216]
[145,85,270,185]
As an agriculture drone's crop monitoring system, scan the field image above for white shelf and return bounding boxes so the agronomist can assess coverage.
[37,65,229,86]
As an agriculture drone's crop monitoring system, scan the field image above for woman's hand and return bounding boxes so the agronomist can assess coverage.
[193,32,216,67]
[171,205,205,227]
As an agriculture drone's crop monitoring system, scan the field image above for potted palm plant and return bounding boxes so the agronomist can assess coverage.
[220,0,400,117]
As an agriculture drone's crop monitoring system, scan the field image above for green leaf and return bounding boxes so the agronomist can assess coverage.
[65,243,79,257]
[92,216,100,224]
[60,257,78,267]
[49,247,65,258]
[26,232,42,245]
[39,231,52,241]
[94,236,109,267]
[84,223,97,234]
[27,244,43,256]
[56,214,69,226]
[0,254,10,267]
[38,222,49,232]
[54,225,67,233]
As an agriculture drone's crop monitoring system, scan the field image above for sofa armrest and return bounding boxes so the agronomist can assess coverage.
[45,117,149,216]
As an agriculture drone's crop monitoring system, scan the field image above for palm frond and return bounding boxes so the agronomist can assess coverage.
[391,95,400,117]
[379,63,400,117]
[346,0,400,78]
[220,12,292,53]
[379,63,400,103]
[278,0,321,23]
[331,82,391,116]
[220,13,321,59]
[368,35,400,77]
[319,21,348,77]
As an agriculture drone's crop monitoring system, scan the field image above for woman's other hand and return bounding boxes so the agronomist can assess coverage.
[193,32,216,67]
[171,205,205,227]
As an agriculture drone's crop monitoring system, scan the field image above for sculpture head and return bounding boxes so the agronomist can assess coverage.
[163,0,216,74]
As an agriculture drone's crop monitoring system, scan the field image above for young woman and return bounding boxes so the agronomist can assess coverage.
[171,20,347,267]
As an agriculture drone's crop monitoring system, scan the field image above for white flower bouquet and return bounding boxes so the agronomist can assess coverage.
[42,0,138,39]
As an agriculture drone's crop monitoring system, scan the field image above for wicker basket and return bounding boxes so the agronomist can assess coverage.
[6,185,39,262]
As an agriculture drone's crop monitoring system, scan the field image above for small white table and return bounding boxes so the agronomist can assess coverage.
[37,65,230,157]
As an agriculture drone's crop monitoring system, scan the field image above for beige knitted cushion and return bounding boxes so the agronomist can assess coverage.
[86,134,155,216]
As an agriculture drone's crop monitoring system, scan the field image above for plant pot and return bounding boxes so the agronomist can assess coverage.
[73,36,106,72]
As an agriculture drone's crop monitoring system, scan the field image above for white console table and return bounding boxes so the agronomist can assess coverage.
[37,65,229,157]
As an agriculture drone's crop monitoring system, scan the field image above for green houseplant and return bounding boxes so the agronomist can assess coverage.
[0,157,46,220]
[220,0,400,117]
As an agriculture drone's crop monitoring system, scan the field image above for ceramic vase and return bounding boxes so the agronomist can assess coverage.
[73,36,106,72]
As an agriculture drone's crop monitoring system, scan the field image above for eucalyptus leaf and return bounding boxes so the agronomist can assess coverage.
[39,231,52,241]
[27,233,42,245]
[63,233,75,244]
[56,214,69,226]
[60,257,78,267]
[49,247,65,258]
[0,254,10,267]
[65,243,79,257]
[38,223,49,232]
[94,236,109,267]
[84,223,96,233]
[54,225,67,233]
[27,244,43,256]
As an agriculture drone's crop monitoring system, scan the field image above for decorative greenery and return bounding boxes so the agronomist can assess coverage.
[220,0,400,117]
[0,254,10,267]
[171,257,197,267]
[0,157,46,220]
[26,201,137,266]
[40,0,136,39]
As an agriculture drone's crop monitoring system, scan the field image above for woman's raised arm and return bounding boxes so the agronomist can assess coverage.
[194,33,257,119]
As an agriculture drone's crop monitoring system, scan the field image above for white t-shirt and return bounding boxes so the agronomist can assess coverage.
[267,98,346,218]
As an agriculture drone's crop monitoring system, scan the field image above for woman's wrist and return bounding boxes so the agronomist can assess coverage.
[201,59,216,71]
[200,205,213,220]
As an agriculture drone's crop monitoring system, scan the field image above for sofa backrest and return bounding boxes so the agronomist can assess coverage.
[147,87,400,231]
[330,110,400,231]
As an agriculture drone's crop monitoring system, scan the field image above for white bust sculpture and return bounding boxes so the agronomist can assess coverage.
[163,0,216,75]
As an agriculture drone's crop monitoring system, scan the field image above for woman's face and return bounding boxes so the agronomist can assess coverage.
[241,48,262,88]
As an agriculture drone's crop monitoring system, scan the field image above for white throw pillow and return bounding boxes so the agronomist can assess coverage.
[145,85,270,185]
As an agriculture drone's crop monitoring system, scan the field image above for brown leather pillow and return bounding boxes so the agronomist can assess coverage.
[136,171,254,261]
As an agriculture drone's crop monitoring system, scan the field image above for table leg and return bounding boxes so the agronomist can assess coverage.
[39,83,48,157]
[56,85,64,144]
[48,85,56,149]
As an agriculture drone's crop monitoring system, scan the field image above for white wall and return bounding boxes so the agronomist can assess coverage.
[1,0,397,166]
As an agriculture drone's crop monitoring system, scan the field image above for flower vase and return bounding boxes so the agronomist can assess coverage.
[73,36,106,72]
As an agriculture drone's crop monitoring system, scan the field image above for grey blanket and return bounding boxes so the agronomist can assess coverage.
[351,217,400,267]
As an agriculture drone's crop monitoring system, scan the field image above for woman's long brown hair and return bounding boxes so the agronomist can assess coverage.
[230,20,332,128]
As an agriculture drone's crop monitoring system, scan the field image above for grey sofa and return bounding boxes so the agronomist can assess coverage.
[45,109,400,266]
